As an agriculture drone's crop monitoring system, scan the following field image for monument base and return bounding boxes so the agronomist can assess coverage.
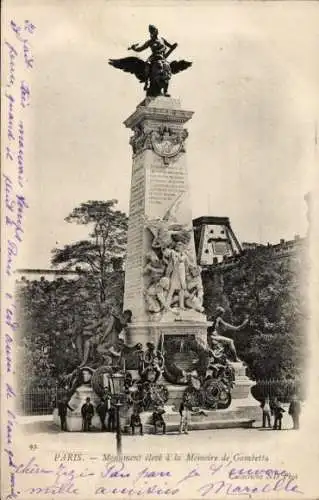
[125,319,209,349]
[140,361,260,433]
[125,402,258,434]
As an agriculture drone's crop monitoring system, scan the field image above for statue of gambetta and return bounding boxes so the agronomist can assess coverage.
[109,25,192,97]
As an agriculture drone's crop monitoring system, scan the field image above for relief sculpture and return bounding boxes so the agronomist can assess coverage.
[143,193,204,318]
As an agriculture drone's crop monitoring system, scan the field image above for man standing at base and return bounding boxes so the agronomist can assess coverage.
[152,407,166,435]
[272,399,285,430]
[130,408,143,435]
[57,397,73,431]
[179,396,191,434]
[81,397,94,431]
[261,396,272,428]
[108,403,116,432]
[96,397,110,431]
[289,395,301,430]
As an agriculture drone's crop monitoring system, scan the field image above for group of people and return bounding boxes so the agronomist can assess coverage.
[57,396,118,432]
[58,395,193,435]
[59,394,301,434]
[129,398,192,435]
[129,407,166,435]
[261,396,301,430]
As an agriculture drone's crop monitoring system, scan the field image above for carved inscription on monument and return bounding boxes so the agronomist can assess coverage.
[124,155,145,310]
[146,154,192,224]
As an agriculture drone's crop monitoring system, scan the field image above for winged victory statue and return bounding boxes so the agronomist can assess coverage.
[109,25,192,98]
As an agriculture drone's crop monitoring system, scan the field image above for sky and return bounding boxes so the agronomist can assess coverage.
[7,0,319,268]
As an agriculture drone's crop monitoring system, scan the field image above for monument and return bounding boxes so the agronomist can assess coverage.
[108,25,259,430]
[54,25,259,432]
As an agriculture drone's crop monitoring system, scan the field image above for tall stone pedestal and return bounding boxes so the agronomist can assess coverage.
[121,96,259,431]
[123,96,207,338]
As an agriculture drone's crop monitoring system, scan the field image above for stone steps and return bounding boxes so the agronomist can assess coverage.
[124,418,255,434]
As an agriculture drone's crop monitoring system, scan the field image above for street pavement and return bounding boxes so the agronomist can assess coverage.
[17,406,297,456]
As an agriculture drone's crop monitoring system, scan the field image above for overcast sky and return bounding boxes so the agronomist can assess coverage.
[10,0,319,268]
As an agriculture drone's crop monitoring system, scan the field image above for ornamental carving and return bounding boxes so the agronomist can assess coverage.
[129,125,152,155]
[130,125,188,160]
[151,126,188,162]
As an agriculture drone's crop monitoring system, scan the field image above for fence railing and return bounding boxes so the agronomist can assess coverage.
[251,379,305,402]
[17,378,305,416]
[18,387,69,415]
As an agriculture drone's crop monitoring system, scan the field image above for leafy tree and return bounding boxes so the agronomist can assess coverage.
[16,271,125,391]
[207,247,309,382]
[51,200,128,302]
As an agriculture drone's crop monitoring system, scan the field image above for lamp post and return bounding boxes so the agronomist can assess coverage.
[111,372,125,456]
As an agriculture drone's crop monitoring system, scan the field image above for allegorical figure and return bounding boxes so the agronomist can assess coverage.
[207,306,249,362]
[109,25,192,97]
[164,241,191,310]
[129,25,176,92]
[80,308,132,367]
[144,277,170,314]
[143,251,166,284]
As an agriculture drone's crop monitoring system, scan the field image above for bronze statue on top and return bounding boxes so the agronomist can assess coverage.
[109,25,192,97]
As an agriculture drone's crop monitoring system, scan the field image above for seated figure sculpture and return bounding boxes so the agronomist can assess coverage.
[79,308,132,367]
[207,306,248,362]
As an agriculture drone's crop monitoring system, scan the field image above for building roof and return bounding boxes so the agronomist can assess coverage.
[193,216,231,227]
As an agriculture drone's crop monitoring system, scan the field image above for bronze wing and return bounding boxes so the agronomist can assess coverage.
[108,57,146,83]
[170,60,192,75]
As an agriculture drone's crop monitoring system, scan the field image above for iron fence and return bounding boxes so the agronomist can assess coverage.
[18,387,69,415]
[251,379,305,402]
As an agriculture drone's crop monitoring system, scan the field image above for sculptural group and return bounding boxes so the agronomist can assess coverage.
[109,25,192,97]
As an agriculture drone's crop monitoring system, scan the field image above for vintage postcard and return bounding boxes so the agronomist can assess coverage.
[1,0,319,499]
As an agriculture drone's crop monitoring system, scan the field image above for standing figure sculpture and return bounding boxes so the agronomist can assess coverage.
[109,25,192,97]
[164,241,191,310]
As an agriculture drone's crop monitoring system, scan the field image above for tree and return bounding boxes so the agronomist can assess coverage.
[221,249,308,381]
[51,200,128,302]
[16,272,125,390]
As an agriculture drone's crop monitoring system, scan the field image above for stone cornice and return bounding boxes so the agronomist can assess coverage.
[124,99,194,130]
